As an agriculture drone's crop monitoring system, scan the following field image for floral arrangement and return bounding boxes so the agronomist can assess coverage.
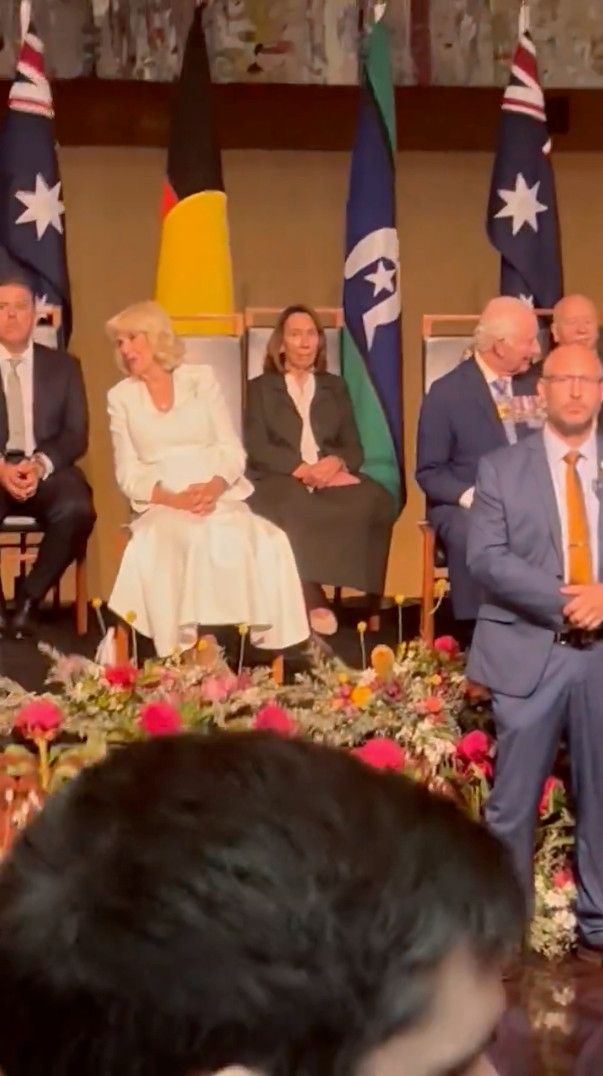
[0,630,576,960]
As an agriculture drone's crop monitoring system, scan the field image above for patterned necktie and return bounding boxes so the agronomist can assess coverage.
[6,357,25,453]
[491,377,517,445]
[564,450,593,584]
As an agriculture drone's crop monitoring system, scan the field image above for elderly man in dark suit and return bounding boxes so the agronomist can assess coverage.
[0,267,95,638]
[415,296,541,643]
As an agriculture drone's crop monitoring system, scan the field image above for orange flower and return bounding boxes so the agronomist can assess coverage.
[424,696,443,715]
[370,644,396,679]
[350,685,372,708]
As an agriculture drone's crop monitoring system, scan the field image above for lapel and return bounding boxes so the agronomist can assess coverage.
[32,345,51,444]
[461,356,507,446]
[526,431,564,569]
[268,372,301,434]
[309,373,331,441]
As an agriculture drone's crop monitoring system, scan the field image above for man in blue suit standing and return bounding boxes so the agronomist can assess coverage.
[416,296,541,643]
[467,342,603,960]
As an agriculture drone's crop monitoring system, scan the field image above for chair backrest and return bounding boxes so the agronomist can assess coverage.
[421,312,553,393]
[244,308,343,380]
[173,314,244,439]
[34,304,61,348]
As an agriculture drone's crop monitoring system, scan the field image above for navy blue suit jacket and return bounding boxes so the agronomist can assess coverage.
[415,356,540,509]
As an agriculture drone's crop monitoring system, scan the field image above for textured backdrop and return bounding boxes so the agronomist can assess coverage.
[0,1,601,86]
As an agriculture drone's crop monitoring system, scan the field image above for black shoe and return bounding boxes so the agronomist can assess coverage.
[12,597,37,640]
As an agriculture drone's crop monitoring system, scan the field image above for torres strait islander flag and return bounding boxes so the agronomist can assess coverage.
[342,1,405,510]
[155,4,234,335]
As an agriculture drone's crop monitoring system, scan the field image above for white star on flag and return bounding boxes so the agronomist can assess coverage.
[364,259,396,298]
[15,174,64,239]
[494,173,547,236]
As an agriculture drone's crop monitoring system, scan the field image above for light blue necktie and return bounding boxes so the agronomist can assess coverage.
[491,377,517,445]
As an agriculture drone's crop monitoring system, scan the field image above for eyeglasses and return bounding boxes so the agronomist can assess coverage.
[541,375,603,386]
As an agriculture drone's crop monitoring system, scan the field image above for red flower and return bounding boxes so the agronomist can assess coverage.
[104,664,138,689]
[553,868,574,890]
[433,635,460,659]
[139,702,182,737]
[13,700,63,741]
[424,695,443,714]
[455,730,492,763]
[353,738,406,771]
[254,704,297,734]
[539,776,564,817]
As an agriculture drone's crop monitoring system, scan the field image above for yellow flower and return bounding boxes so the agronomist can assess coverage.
[125,610,137,624]
[238,623,249,636]
[370,644,395,679]
[337,672,348,684]
[434,579,450,599]
[394,594,404,605]
[429,674,442,686]
[91,597,103,609]
[357,620,367,634]
[351,685,372,708]
[196,638,208,652]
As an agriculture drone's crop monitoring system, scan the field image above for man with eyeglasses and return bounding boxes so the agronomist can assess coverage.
[466,342,603,962]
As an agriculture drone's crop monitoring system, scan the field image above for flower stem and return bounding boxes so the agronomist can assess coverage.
[36,737,50,792]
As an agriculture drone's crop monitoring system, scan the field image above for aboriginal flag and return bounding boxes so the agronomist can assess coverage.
[154,6,234,335]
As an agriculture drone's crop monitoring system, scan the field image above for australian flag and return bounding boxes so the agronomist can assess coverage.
[0,2,71,344]
[486,2,562,310]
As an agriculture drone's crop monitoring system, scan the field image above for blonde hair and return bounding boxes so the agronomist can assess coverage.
[106,300,185,373]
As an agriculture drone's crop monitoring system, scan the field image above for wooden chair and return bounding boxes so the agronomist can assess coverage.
[0,515,88,635]
[418,310,553,643]
[244,306,383,631]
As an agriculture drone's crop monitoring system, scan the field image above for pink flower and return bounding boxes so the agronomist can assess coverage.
[455,730,491,764]
[104,664,138,689]
[353,738,406,771]
[553,868,574,890]
[539,776,564,817]
[201,672,238,703]
[14,700,63,741]
[139,702,182,737]
[433,635,460,659]
[253,704,297,734]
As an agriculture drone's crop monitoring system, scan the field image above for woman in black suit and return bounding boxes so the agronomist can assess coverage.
[244,304,396,635]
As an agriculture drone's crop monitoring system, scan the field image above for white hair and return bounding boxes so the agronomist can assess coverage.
[473,314,523,353]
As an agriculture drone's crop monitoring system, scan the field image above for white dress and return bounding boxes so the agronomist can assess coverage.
[107,364,310,657]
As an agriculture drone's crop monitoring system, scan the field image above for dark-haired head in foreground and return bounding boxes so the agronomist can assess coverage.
[0,732,523,1076]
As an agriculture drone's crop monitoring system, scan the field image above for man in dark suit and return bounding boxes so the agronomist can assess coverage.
[467,343,603,960]
[415,296,541,641]
[0,268,95,638]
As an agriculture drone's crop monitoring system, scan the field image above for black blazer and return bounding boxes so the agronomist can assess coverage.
[0,344,89,471]
[244,371,363,481]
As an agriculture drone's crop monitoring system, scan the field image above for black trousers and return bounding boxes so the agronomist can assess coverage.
[0,466,96,602]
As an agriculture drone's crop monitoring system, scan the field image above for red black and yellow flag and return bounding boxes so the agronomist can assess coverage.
[154,6,234,335]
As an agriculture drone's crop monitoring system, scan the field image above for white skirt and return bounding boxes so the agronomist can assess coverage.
[108,500,309,657]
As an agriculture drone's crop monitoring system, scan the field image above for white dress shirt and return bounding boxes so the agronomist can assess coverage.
[459,353,515,509]
[543,423,599,582]
[285,371,319,465]
[0,339,53,476]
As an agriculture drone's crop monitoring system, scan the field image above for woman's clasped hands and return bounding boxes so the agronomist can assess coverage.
[170,476,227,515]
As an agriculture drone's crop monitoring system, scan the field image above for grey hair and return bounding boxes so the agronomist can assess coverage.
[473,315,523,353]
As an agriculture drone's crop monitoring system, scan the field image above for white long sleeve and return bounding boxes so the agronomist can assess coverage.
[203,367,246,487]
[107,388,159,512]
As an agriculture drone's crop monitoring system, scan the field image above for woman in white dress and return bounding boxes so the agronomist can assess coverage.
[105,301,310,657]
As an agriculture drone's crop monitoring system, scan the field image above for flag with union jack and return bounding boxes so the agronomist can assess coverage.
[486,2,562,309]
[0,1,71,343]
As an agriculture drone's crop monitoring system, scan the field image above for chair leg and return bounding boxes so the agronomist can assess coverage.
[332,586,342,611]
[367,594,381,632]
[271,655,284,684]
[52,583,61,614]
[420,526,435,647]
[115,624,129,664]
[75,555,88,636]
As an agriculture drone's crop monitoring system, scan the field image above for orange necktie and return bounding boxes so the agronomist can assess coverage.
[564,451,593,584]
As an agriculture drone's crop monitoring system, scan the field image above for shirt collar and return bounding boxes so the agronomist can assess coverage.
[474,351,508,386]
[0,339,33,365]
[543,422,598,465]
